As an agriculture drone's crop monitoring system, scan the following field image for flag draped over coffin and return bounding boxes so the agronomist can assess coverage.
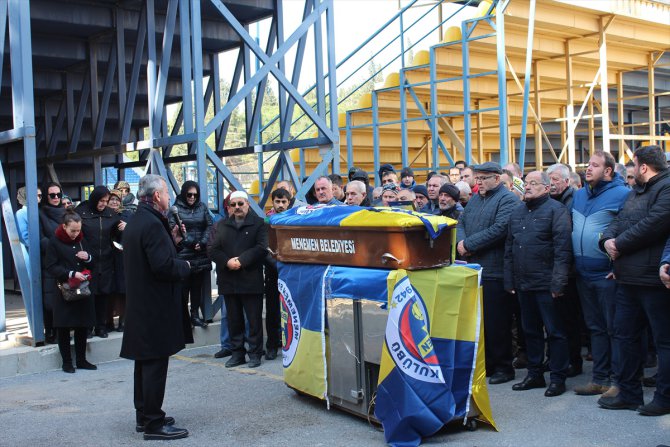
[374,267,496,447]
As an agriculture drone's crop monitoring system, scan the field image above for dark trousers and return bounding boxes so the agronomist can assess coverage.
[614,284,670,406]
[264,265,281,350]
[57,327,87,365]
[518,290,569,384]
[134,357,169,432]
[225,293,263,358]
[105,293,126,329]
[556,277,584,369]
[94,294,109,329]
[510,295,526,355]
[182,270,209,317]
[482,279,514,375]
[576,276,617,386]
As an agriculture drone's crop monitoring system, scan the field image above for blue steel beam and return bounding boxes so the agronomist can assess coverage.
[275,0,286,144]
[152,0,178,133]
[146,0,157,139]
[248,17,278,145]
[280,0,311,141]
[207,0,336,143]
[8,0,42,344]
[205,145,264,216]
[122,5,147,143]
[47,99,65,156]
[496,0,509,165]
[179,0,193,134]
[460,20,472,166]
[324,0,339,173]
[116,6,127,132]
[518,0,536,169]
[68,75,90,154]
[191,0,208,199]
[95,41,118,148]
[217,50,244,152]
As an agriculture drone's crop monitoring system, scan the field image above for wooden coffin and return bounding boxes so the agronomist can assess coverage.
[269,224,453,270]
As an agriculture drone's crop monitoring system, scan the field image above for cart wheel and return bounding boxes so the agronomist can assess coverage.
[464,419,478,432]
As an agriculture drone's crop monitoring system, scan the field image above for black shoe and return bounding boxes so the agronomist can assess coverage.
[95,328,108,339]
[642,375,657,388]
[214,348,232,359]
[116,323,124,333]
[265,348,278,361]
[76,360,97,370]
[567,363,583,378]
[512,376,546,391]
[205,319,214,324]
[191,317,208,328]
[62,363,75,374]
[545,382,566,397]
[638,400,670,416]
[143,424,188,441]
[136,416,175,433]
[489,371,515,385]
[87,328,93,339]
[225,356,247,368]
[598,395,640,410]
[248,357,261,368]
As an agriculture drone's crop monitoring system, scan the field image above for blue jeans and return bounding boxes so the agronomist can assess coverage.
[518,290,569,384]
[576,276,617,386]
[614,284,670,406]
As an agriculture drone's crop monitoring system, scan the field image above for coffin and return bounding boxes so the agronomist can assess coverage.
[268,205,455,270]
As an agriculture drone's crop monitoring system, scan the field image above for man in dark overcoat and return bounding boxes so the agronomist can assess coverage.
[209,190,268,368]
[120,174,192,440]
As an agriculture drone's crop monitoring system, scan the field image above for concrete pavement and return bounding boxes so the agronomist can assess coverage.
[0,344,668,447]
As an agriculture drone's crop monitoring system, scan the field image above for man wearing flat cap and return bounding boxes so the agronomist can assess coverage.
[438,183,463,220]
[456,161,519,385]
[209,191,268,368]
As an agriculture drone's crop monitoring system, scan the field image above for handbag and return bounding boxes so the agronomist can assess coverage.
[59,280,91,302]
[59,242,92,302]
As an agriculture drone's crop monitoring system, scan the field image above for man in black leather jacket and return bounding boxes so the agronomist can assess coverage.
[598,145,670,416]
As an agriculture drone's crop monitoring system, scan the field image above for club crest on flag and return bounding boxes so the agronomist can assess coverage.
[385,276,444,383]
[279,279,301,367]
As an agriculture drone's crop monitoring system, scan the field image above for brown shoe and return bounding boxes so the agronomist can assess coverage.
[601,385,619,398]
[574,383,609,396]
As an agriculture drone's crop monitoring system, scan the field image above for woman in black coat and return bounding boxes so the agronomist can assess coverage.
[45,209,96,373]
[39,181,66,343]
[169,181,213,328]
[75,186,121,338]
[106,189,133,332]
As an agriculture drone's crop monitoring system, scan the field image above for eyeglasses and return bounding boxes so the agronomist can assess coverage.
[230,201,246,207]
[186,193,198,198]
[473,175,496,182]
[48,192,63,199]
[526,181,548,187]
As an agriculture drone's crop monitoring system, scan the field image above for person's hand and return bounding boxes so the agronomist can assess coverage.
[75,251,89,260]
[194,243,201,251]
[457,240,469,257]
[606,272,616,280]
[507,289,515,295]
[227,257,241,270]
[660,264,670,289]
[117,220,126,231]
[171,224,183,245]
[551,291,564,299]
[74,272,87,281]
[604,239,619,260]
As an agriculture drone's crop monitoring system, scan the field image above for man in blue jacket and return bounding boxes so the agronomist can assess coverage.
[571,151,630,396]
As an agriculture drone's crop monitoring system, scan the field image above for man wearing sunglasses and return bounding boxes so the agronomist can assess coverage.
[456,162,518,386]
[209,191,268,369]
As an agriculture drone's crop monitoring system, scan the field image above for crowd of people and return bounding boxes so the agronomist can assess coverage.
[13,144,670,439]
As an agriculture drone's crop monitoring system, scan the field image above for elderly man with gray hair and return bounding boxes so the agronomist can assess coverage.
[121,174,192,440]
[345,180,369,206]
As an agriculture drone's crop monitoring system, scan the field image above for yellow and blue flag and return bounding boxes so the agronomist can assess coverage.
[375,267,495,446]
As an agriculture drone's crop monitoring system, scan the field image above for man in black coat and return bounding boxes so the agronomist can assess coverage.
[120,174,191,440]
[209,190,268,368]
[456,162,519,385]
[505,170,572,397]
[598,145,670,415]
